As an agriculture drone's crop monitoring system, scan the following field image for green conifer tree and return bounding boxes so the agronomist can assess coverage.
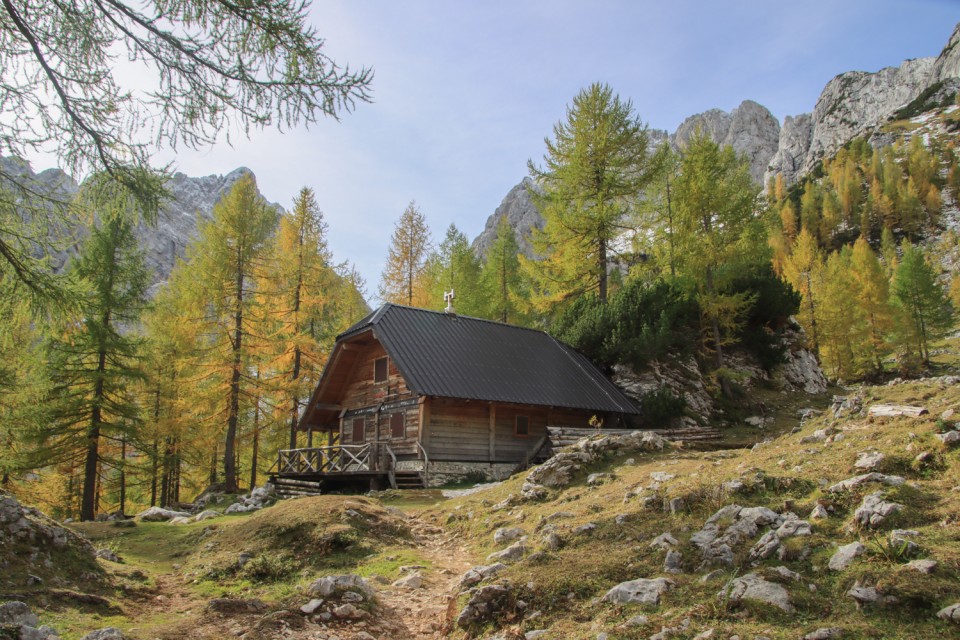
[890,242,953,364]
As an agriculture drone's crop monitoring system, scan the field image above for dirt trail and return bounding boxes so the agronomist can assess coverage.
[372,515,475,639]
[138,512,475,640]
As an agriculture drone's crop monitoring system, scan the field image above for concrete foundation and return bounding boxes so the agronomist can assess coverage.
[395,460,518,487]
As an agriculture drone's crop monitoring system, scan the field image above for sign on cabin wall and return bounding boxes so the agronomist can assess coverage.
[343,396,419,419]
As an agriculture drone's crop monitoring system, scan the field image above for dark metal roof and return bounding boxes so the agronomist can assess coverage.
[338,303,640,414]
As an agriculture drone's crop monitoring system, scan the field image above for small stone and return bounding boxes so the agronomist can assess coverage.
[854,451,885,470]
[664,550,683,574]
[81,628,129,640]
[809,504,829,520]
[649,532,679,550]
[847,581,897,607]
[828,542,865,571]
[906,558,937,574]
[300,599,324,614]
[802,630,844,640]
[573,522,597,535]
[666,497,685,514]
[936,431,960,446]
[624,614,648,626]
[720,573,794,613]
[96,548,121,563]
[587,472,612,486]
[937,603,960,623]
[392,573,423,589]
[333,603,364,619]
[601,578,674,606]
[493,527,525,545]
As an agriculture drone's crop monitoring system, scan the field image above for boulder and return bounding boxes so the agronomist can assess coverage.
[854,451,885,470]
[486,539,527,564]
[664,550,683,574]
[809,504,829,520]
[802,629,844,640]
[192,510,222,522]
[136,506,191,522]
[906,558,937,574]
[81,629,129,640]
[649,532,679,550]
[95,548,121,563]
[937,603,960,624]
[720,573,794,613]
[456,584,513,628]
[601,578,674,606]
[308,574,374,599]
[828,542,865,571]
[392,573,423,589]
[587,472,613,486]
[493,527,525,545]
[936,431,960,446]
[0,601,39,628]
[332,603,364,620]
[846,582,897,607]
[459,564,506,589]
[828,473,904,493]
[299,599,324,614]
[854,492,903,528]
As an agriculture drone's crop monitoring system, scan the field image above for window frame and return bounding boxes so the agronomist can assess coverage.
[351,417,365,443]
[390,412,405,439]
[514,414,530,437]
[373,356,389,383]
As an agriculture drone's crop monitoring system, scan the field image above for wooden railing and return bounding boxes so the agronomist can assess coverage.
[416,441,430,488]
[271,444,372,475]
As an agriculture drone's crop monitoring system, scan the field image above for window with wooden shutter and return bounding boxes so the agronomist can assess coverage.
[390,412,405,439]
[374,357,388,383]
[352,418,365,443]
[515,415,529,437]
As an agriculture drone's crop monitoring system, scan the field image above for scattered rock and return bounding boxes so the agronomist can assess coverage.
[809,504,829,520]
[831,394,862,419]
[332,603,364,620]
[854,492,903,528]
[664,550,683,574]
[649,532,679,550]
[308,574,374,599]
[456,584,513,628]
[720,573,794,613]
[299,599,324,614]
[207,598,268,614]
[392,573,423,589]
[486,538,527,563]
[587,472,613,486]
[493,527,525,545]
[459,564,506,589]
[828,542,865,571]
[937,603,960,624]
[573,522,597,535]
[601,578,674,606]
[846,581,897,607]
[624,614,649,626]
[936,431,960,446]
[81,629,129,640]
[854,451,885,470]
[95,548,121,563]
[802,629,844,640]
[136,506,191,522]
[905,560,938,577]
[828,473,905,493]
[889,529,920,556]
[0,601,39,629]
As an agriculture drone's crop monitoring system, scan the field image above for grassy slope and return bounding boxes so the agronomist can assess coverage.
[423,344,960,639]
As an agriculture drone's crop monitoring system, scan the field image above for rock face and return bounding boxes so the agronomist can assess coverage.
[1,157,278,294]
[672,100,781,183]
[471,177,541,259]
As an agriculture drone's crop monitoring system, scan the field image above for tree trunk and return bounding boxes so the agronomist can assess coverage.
[119,435,126,516]
[705,266,733,399]
[80,346,108,521]
[250,393,260,490]
[598,237,608,304]
[224,260,244,493]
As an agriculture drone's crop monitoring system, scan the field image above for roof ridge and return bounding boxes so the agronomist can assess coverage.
[375,302,551,336]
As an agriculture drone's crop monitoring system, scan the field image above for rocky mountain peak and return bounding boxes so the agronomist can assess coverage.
[471,177,541,259]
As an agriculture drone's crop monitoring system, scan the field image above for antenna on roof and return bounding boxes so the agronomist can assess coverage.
[444,289,456,314]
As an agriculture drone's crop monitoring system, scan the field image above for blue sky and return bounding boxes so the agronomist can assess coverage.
[150,1,959,301]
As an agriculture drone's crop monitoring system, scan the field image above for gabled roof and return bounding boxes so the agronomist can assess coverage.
[318,303,640,416]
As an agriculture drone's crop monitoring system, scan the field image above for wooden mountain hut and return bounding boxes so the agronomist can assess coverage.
[269,303,641,491]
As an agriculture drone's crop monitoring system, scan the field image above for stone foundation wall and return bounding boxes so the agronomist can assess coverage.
[395,460,517,487]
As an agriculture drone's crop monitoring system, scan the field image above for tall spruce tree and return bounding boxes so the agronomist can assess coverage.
[526,82,664,307]
[42,178,150,520]
[890,242,953,365]
[379,201,432,306]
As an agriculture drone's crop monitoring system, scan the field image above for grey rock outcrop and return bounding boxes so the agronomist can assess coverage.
[930,24,960,83]
[673,100,781,183]
[766,114,813,187]
[601,577,674,606]
[828,542,865,571]
[719,572,794,613]
[472,177,541,259]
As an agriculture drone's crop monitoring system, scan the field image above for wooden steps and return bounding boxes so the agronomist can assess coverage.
[393,471,425,489]
[546,426,722,449]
